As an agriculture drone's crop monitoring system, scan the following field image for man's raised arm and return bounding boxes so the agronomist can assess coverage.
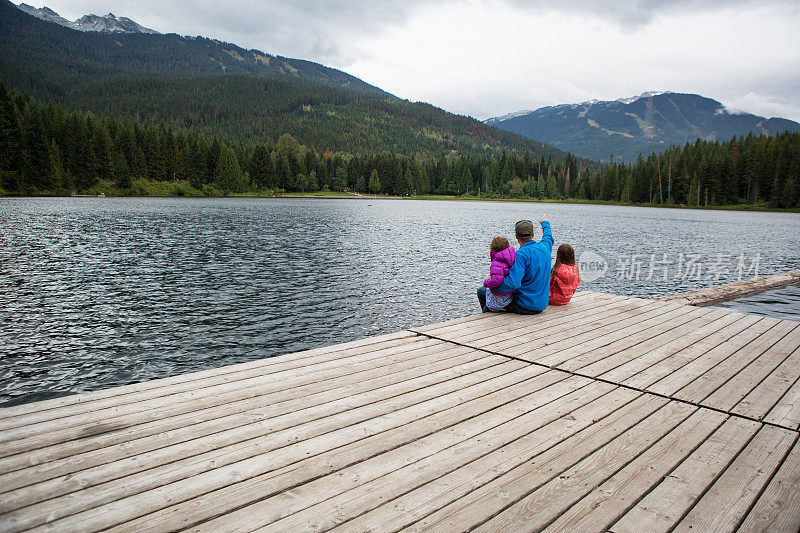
[540,214,553,248]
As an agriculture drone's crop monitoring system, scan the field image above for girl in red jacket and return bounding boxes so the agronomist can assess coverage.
[549,244,580,305]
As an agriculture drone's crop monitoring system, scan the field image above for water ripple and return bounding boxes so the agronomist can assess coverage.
[1,197,799,405]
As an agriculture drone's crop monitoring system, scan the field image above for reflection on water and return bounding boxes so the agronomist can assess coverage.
[712,285,800,322]
[1,197,799,405]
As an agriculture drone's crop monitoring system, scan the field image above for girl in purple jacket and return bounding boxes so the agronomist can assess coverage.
[483,236,516,311]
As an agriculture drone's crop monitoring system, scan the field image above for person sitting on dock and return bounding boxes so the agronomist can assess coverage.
[478,215,553,315]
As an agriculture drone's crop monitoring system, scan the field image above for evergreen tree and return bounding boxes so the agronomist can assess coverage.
[115,152,132,190]
[0,84,20,192]
[296,173,308,192]
[368,169,380,194]
[333,165,347,191]
[249,144,271,188]
[47,139,64,191]
[214,146,246,192]
[308,169,318,191]
[781,175,797,208]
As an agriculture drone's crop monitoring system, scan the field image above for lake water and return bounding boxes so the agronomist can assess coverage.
[2,197,799,405]
[712,285,800,321]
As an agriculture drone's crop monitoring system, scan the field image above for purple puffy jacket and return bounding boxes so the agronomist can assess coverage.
[483,246,516,296]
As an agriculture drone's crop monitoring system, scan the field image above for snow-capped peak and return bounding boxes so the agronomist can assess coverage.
[16,3,159,34]
[485,109,536,123]
[615,91,671,104]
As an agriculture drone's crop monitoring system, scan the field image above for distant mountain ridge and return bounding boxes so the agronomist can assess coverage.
[0,0,570,159]
[487,92,800,163]
[16,3,159,33]
[1,0,386,95]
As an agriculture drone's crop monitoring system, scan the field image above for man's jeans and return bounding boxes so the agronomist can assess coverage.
[476,287,541,315]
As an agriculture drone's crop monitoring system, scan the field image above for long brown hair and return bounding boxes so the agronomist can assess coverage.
[551,243,576,277]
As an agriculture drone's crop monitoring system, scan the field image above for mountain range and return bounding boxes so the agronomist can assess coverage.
[17,3,159,33]
[4,1,798,165]
[486,92,800,163]
[0,0,566,160]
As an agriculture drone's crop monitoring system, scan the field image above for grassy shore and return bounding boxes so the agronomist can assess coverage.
[3,181,798,213]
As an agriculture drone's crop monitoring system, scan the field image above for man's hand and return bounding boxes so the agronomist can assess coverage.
[539,213,548,224]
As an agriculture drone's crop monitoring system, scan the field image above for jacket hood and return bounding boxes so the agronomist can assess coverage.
[490,246,516,266]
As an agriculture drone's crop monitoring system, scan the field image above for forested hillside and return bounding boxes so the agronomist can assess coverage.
[0,0,383,96]
[0,0,567,159]
[596,134,800,208]
[2,86,797,209]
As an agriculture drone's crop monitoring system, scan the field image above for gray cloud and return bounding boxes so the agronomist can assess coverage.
[504,0,787,27]
[19,1,800,121]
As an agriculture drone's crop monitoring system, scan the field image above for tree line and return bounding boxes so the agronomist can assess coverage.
[1,85,797,208]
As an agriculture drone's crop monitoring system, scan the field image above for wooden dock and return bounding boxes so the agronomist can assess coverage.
[1,290,799,532]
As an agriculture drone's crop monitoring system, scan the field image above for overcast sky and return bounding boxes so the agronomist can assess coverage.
[18,0,800,121]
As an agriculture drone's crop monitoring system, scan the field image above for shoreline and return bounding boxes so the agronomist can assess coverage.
[4,191,799,213]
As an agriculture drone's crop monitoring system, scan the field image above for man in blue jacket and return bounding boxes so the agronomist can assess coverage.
[477,214,553,314]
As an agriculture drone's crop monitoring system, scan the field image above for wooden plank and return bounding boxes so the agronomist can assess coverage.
[472,401,698,532]
[429,299,640,369]
[485,299,674,356]
[672,320,798,406]
[0,341,476,466]
[476,300,673,366]
[0,352,521,517]
[4,360,546,532]
[0,333,434,433]
[0,339,471,455]
[0,348,499,494]
[620,313,763,391]
[400,394,669,532]
[320,387,640,533]
[554,306,719,375]
[410,290,602,335]
[404,292,603,338]
[541,409,728,532]
[609,416,761,533]
[703,329,800,416]
[765,376,800,431]
[645,317,783,397]
[523,304,691,368]
[735,346,800,423]
[473,297,656,353]
[672,425,796,533]
[185,378,617,533]
[739,438,800,532]
[568,307,734,378]
[417,293,627,347]
[0,330,419,420]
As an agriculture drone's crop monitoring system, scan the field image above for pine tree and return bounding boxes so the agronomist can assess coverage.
[368,169,380,194]
[296,173,308,192]
[334,165,347,191]
[781,175,797,208]
[47,140,64,191]
[249,144,271,188]
[19,106,49,191]
[404,167,414,196]
[115,153,132,190]
[214,146,246,192]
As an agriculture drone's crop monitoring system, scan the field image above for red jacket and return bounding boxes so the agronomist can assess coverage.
[549,264,580,305]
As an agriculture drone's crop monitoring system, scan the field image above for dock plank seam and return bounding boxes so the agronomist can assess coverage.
[466,400,696,532]
[410,330,800,433]
[730,431,800,533]
[606,418,764,533]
